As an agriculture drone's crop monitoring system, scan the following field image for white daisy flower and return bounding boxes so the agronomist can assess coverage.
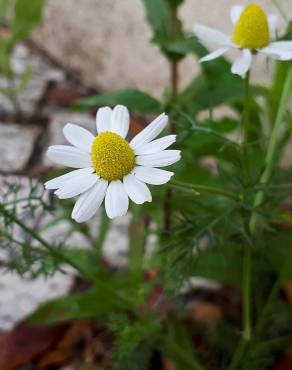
[45,105,181,222]
[193,3,292,77]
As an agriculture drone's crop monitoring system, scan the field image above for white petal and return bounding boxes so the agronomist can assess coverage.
[136,150,181,168]
[72,179,108,223]
[96,107,112,134]
[47,145,92,168]
[123,174,152,205]
[63,123,95,153]
[193,24,231,47]
[200,47,230,62]
[105,180,129,219]
[230,5,243,25]
[110,105,130,138]
[130,113,168,151]
[45,168,94,190]
[134,135,176,155]
[231,49,252,77]
[268,41,292,51]
[55,173,98,199]
[260,46,292,60]
[133,166,174,185]
[268,14,278,38]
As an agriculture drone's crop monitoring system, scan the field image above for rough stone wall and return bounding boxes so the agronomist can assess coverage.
[32,0,292,98]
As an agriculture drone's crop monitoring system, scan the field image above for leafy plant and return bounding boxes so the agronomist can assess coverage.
[1,0,292,369]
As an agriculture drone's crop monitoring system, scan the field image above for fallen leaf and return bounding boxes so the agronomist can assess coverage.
[0,322,68,370]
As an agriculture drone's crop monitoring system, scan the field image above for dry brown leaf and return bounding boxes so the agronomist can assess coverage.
[0,322,68,370]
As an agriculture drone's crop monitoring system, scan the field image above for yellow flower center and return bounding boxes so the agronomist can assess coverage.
[91,131,135,181]
[232,3,270,49]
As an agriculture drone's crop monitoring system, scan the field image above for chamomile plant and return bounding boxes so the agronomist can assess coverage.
[1,1,292,370]
[193,3,292,76]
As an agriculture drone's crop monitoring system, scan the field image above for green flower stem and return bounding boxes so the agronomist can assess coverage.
[241,71,252,351]
[167,340,206,370]
[243,71,251,146]
[242,244,252,341]
[170,180,241,202]
[0,228,51,257]
[249,66,292,234]
[229,66,292,370]
[228,72,253,370]
[246,66,292,345]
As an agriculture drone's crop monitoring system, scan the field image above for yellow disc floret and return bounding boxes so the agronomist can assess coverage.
[232,3,270,49]
[91,131,135,181]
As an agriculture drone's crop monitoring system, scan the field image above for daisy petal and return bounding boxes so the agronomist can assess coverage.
[110,105,130,138]
[123,174,152,204]
[200,47,230,62]
[230,5,243,25]
[72,179,108,223]
[193,24,231,47]
[55,173,98,199]
[133,166,174,185]
[47,145,92,168]
[45,168,94,190]
[268,41,292,51]
[268,14,278,38]
[134,135,176,155]
[96,107,112,134]
[136,150,181,168]
[231,49,252,77]
[260,45,292,60]
[130,113,168,150]
[63,123,95,153]
[105,180,129,219]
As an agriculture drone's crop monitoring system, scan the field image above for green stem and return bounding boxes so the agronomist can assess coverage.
[167,340,206,370]
[228,336,248,370]
[249,67,292,234]
[229,65,292,370]
[228,242,252,370]
[253,277,282,336]
[170,180,241,202]
[228,72,253,370]
[242,245,252,341]
[0,203,89,277]
[243,71,250,146]
[0,228,51,257]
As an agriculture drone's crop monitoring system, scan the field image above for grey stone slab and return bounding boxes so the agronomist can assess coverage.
[0,123,42,172]
[0,271,72,331]
[0,43,65,115]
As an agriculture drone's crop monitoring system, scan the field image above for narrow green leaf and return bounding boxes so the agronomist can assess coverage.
[74,88,162,114]
[165,0,184,9]
[142,0,171,43]
[11,0,47,44]
[18,65,33,93]
[28,287,122,325]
